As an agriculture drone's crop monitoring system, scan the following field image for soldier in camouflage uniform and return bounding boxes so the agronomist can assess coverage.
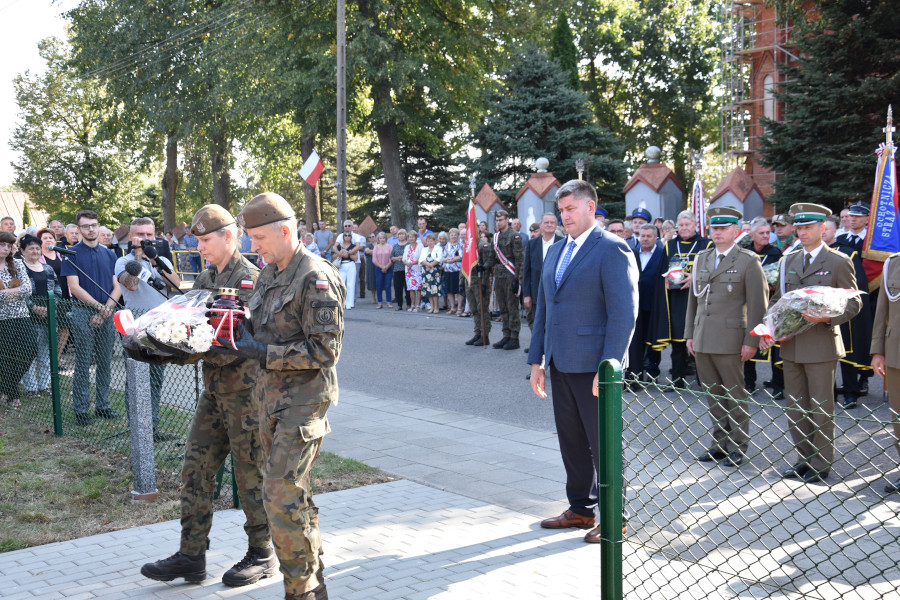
[465,233,496,347]
[214,192,345,600]
[492,209,525,350]
[140,205,275,588]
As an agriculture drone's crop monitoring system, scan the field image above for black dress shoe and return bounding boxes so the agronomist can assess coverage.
[841,396,858,409]
[472,336,490,347]
[523,347,529,353]
[697,449,728,463]
[782,464,810,479]
[465,334,480,346]
[798,468,829,484]
[884,479,900,494]
[492,336,510,349]
[723,452,744,468]
[763,380,775,389]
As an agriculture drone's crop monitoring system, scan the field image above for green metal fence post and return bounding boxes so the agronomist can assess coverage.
[46,291,63,436]
[597,358,623,600]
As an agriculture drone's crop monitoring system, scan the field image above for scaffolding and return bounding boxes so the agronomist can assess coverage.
[720,0,799,200]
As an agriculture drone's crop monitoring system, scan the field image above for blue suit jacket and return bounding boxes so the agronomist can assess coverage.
[632,245,665,312]
[523,234,564,300]
[527,227,639,373]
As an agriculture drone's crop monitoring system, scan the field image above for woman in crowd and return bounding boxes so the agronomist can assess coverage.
[20,235,61,398]
[442,228,463,315]
[0,231,36,407]
[38,227,71,355]
[364,232,377,303]
[371,232,393,309]
[404,232,423,312]
[303,232,320,256]
[661,219,676,243]
[419,233,443,314]
[332,232,359,309]
[390,229,409,311]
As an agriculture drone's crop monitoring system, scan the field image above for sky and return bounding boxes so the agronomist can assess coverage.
[0,0,78,187]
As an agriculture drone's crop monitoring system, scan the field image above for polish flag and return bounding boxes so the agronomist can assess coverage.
[461,199,478,281]
[300,150,325,187]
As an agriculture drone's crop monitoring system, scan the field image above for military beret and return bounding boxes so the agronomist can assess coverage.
[772,213,793,226]
[707,206,742,227]
[238,192,295,229]
[495,210,509,219]
[789,203,831,226]
[595,206,608,218]
[191,204,235,236]
[528,222,540,232]
[631,207,652,222]
[847,201,870,216]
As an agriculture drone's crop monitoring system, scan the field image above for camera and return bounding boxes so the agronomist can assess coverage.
[139,238,169,255]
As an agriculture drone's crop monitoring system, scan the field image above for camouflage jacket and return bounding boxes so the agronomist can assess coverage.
[194,249,260,394]
[247,244,346,411]
[471,240,496,283]
[493,227,524,281]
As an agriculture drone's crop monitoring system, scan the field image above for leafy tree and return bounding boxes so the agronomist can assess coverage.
[760,0,900,212]
[470,48,627,207]
[11,37,153,224]
[549,13,579,90]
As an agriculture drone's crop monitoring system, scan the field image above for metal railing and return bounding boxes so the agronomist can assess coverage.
[596,361,900,599]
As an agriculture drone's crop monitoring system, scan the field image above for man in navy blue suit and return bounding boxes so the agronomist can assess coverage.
[528,179,639,543]
[628,223,665,383]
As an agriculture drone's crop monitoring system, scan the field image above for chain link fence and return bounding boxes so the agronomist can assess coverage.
[596,361,900,599]
[1,293,236,504]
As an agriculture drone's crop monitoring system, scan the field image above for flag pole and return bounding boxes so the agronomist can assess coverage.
[469,176,487,346]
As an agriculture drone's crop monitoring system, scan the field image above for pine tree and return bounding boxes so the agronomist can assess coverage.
[470,48,626,208]
[549,13,579,90]
[760,0,900,212]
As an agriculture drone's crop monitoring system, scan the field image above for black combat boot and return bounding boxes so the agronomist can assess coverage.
[465,334,481,345]
[140,552,206,583]
[222,545,277,587]
[503,338,520,350]
[492,336,510,349]
[472,335,490,347]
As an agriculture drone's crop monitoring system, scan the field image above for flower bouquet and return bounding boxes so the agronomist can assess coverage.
[763,261,781,287]
[115,289,216,357]
[751,286,863,343]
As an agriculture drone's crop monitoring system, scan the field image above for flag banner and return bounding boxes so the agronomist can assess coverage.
[691,178,706,238]
[863,142,899,262]
[461,200,478,281]
[300,150,325,187]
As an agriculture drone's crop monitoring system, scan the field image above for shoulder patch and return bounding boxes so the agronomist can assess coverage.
[315,306,335,324]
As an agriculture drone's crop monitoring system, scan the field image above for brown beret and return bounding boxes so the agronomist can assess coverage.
[238,192,295,229]
[191,204,235,236]
[495,210,509,219]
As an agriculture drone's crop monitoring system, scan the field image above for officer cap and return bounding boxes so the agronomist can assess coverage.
[595,206,608,218]
[238,192,295,229]
[789,203,831,226]
[772,213,793,226]
[847,201,870,216]
[707,206,742,227]
[631,207,652,222]
[191,204,235,236]
[495,209,509,219]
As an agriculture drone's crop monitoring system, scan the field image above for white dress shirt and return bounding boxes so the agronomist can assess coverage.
[639,245,656,271]
[541,236,555,261]
[555,226,597,280]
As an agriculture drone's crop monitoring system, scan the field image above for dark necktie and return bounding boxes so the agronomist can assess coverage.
[805,253,812,270]
[716,254,725,269]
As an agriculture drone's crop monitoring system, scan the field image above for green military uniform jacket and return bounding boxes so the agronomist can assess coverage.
[684,246,768,354]
[493,227,524,282]
[871,254,900,368]
[771,245,861,363]
[193,249,260,394]
[471,240,497,284]
[247,244,345,419]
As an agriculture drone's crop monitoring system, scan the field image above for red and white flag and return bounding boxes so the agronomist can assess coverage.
[691,177,706,237]
[461,199,478,281]
[300,150,325,187]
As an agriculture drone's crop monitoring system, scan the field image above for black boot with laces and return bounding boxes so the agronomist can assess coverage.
[140,552,206,583]
[222,545,277,587]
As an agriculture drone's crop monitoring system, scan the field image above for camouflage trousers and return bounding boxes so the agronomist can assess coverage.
[494,272,521,338]
[259,400,330,596]
[179,388,270,556]
[466,277,491,338]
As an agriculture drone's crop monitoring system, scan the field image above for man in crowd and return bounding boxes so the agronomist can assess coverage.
[595,206,608,229]
[838,207,851,236]
[607,219,627,239]
[870,248,900,493]
[314,220,333,259]
[825,216,873,409]
[627,223,665,385]
[216,192,345,600]
[465,231,496,347]
[836,201,869,252]
[115,217,181,438]
[492,209,524,350]
[761,203,861,484]
[523,213,563,333]
[773,214,796,253]
[529,179,637,544]
[686,207,767,469]
[62,209,122,426]
[651,210,712,386]
[0,216,14,233]
[416,217,433,243]
[626,208,651,251]
[49,219,65,241]
[343,220,366,300]
[98,226,116,251]
[140,205,275,589]
[387,225,399,246]
[528,222,540,239]
[64,223,81,246]
[183,229,202,276]
[746,217,783,394]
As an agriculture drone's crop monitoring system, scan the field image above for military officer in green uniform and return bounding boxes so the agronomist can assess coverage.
[140,205,275,588]
[465,232,496,347]
[492,209,525,350]
[215,192,345,600]
[685,207,768,468]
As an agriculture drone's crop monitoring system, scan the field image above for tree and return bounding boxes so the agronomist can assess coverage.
[11,37,154,224]
[470,48,627,208]
[549,13,579,90]
[760,0,900,212]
